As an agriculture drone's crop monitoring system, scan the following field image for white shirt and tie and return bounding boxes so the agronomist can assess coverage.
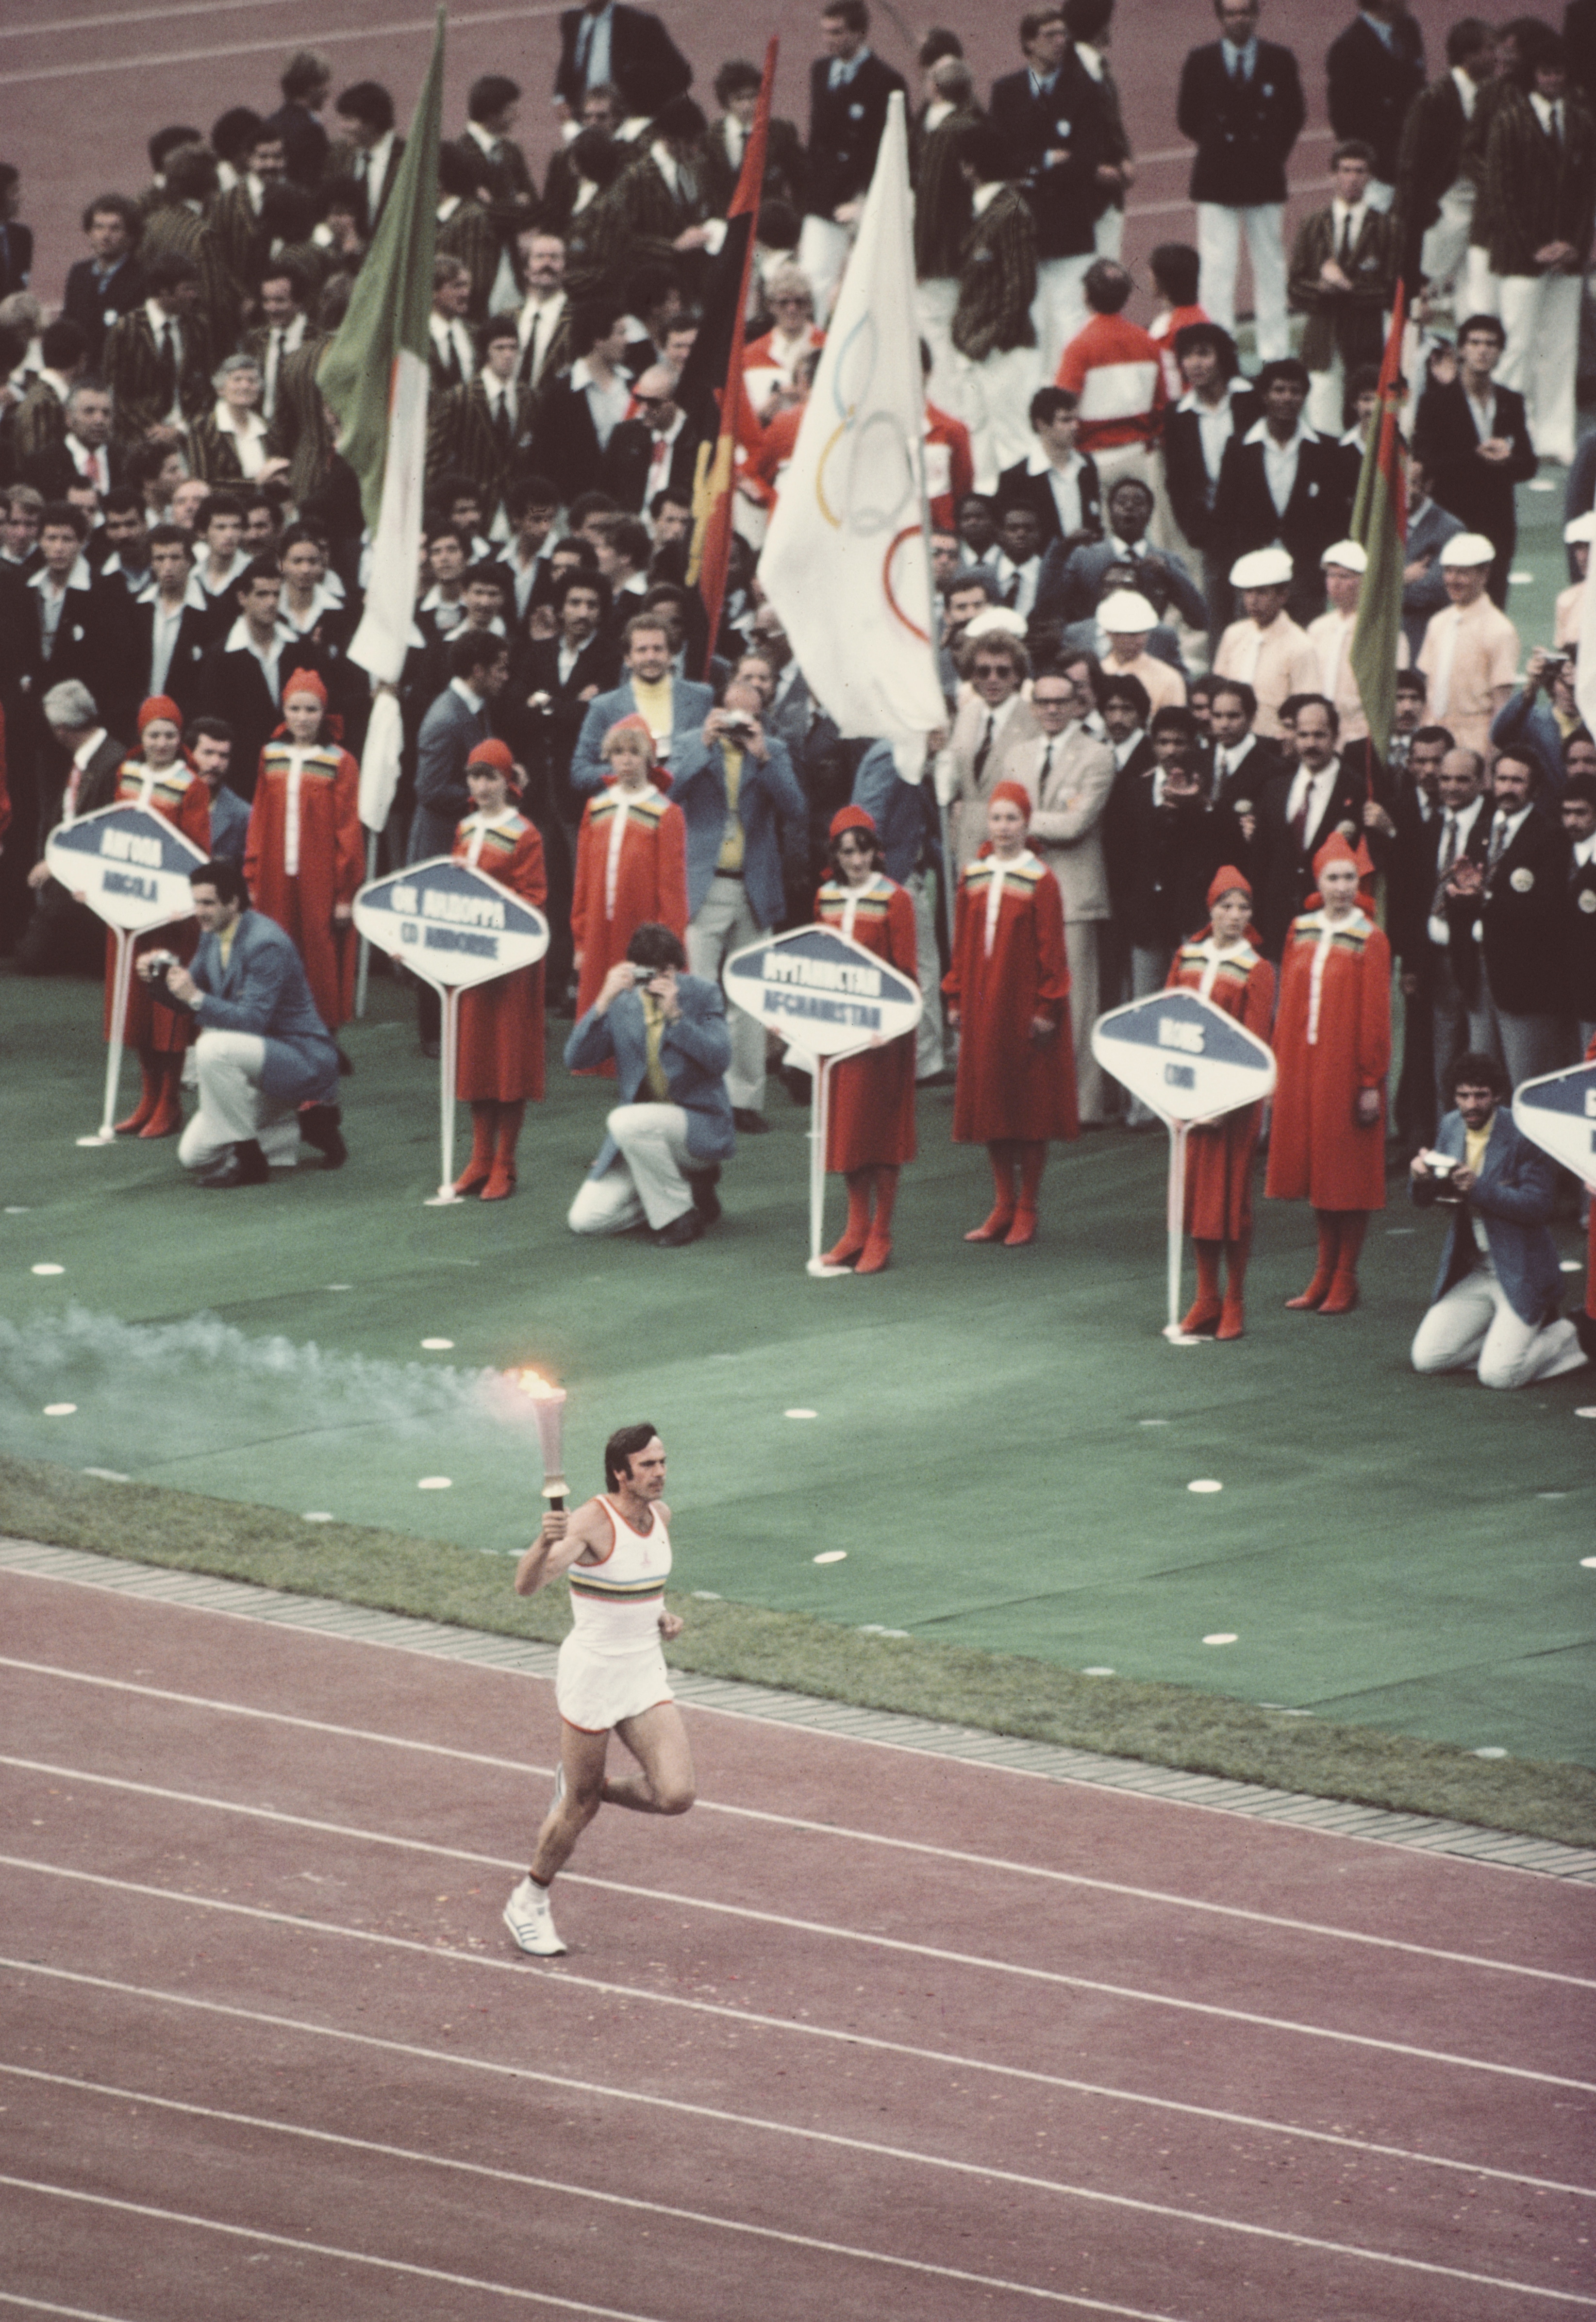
[64,433,110,492]
[431,312,476,387]
[356,133,397,222]
[1246,417,1311,517]
[574,2,615,93]
[1428,794,1484,943]
[517,291,567,389]
[1283,757,1341,852]
[261,314,307,419]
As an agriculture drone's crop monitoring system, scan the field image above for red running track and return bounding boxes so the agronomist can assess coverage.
[1,1566,1594,2322]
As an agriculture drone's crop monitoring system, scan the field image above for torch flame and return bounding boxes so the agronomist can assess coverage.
[513,1368,565,1403]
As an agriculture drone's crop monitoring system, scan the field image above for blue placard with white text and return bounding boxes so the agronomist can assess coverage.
[723,923,922,1059]
[1092,988,1276,1126]
[353,857,549,991]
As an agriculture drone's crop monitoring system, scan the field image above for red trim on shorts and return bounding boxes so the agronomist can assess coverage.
[559,1712,611,1733]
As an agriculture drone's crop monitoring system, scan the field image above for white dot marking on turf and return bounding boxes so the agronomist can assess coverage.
[1526,477,1556,491]
[417,1476,452,1490]
[326,1284,352,1292]
[31,1264,64,1276]
[1508,569,1533,584]
[1188,1478,1222,1493]
[420,1338,454,1351]
[1474,1746,1508,1759]
[5,1205,30,1214]
[1137,1418,1170,1427]
[1082,1666,1115,1676]
[42,1404,76,1418]
[1581,1556,1596,1569]
[1577,1408,1596,1420]
[691,1590,722,1600]
[1203,1632,1238,1646]
[813,1549,847,1564]
[785,1408,818,1420]
[82,1468,129,1483]
[302,1513,334,1523]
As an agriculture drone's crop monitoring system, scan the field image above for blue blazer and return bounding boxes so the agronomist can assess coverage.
[1412,1107,1564,1326]
[565,973,735,1175]
[852,740,939,888]
[1489,688,1568,801]
[188,909,339,1105]
[668,732,807,929]
[570,675,715,798]
[410,682,490,862]
[205,783,252,866]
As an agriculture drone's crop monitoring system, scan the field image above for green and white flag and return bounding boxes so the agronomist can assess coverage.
[319,11,444,827]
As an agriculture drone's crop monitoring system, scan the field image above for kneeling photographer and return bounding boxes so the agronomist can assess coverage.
[141,859,348,1188]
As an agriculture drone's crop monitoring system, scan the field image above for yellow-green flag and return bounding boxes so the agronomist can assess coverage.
[1348,282,1408,767]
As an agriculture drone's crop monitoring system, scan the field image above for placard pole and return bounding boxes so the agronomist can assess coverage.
[353,831,378,1019]
[82,929,133,1147]
[425,984,465,1204]
[1163,1120,1202,1345]
[804,1056,849,1277]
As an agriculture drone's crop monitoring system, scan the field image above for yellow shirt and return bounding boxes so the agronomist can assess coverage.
[1464,1122,1490,1178]
[216,920,238,971]
[716,745,745,874]
[641,990,669,1099]
[631,672,674,744]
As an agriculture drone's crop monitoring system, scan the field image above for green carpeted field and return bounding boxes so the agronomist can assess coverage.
[3,951,1592,1798]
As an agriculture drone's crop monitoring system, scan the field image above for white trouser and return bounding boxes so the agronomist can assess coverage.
[1307,349,1346,438]
[687,873,767,1109]
[177,1030,301,1170]
[1125,941,1171,1123]
[1463,244,1499,319]
[906,867,944,1079]
[915,275,960,406]
[1411,1262,1584,1390]
[956,345,1044,493]
[1032,254,1093,376]
[1094,206,1125,260]
[1066,914,1106,1124]
[798,214,851,319]
[1497,272,1581,465]
[568,1103,698,1234]
[1420,180,1476,293]
[1477,980,1566,1092]
[1196,203,1289,359]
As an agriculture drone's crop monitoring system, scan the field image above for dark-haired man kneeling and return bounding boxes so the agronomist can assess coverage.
[141,857,346,1187]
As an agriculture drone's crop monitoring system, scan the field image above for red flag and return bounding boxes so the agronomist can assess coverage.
[1348,280,1408,776]
[681,37,776,675]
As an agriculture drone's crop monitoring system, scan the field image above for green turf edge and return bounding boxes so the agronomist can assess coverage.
[5,1453,1593,1851]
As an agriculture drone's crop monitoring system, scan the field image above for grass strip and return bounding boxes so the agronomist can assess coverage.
[4,1453,1593,1851]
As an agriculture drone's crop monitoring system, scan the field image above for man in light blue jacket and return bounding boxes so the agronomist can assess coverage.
[569,614,715,797]
[1409,1050,1586,1388]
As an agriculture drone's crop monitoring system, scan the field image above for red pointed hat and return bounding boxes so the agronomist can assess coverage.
[1206,864,1251,907]
[137,695,183,732]
[601,713,656,758]
[829,805,877,840]
[466,737,520,789]
[282,668,327,706]
[1312,833,1358,877]
[989,780,1031,820]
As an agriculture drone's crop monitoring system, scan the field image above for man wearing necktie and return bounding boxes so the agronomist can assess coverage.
[800,1,908,314]
[1015,668,1115,1122]
[1287,140,1396,437]
[1445,747,1571,1086]
[1177,0,1305,358]
[428,259,477,395]
[554,0,691,125]
[1484,29,1595,466]
[426,318,530,531]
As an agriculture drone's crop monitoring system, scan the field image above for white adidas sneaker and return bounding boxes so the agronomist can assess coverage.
[503,1874,567,1956]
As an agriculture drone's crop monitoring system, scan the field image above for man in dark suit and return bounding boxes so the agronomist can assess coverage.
[266,50,334,190]
[911,55,979,390]
[22,381,127,500]
[63,197,146,366]
[426,317,537,526]
[800,0,909,313]
[1325,0,1427,207]
[1409,1052,1586,1387]
[1211,358,1349,618]
[565,922,734,1246]
[452,74,539,257]
[701,59,807,216]
[102,254,212,441]
[1393,22,1498,295]
[16,679,126,975]
[1206,676,1285,841]
[23,504,136,710]
[532,302,634,502]
[0,167,32,301]
[511,568,618,995]
[996,384,1102,555]
[146,855,344,1188]
[1251,693,1385,954]
[1401,453,1466,657]
[330,83,404,235]
[988,8,1105,370]
[410,630,511,864]
[129,523,213,722]
[1445,746,1572,1086]
[554,0,693,121]
[1176,0,1305,359]
[197,558,332,803]
[1287,141,1398,437]
[1413,317,1536,605]
[598,366,702,513]
[244,261,324,426]
[1040,473,1206,629]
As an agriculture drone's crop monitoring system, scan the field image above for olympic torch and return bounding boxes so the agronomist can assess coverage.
[513,1369,568,1513]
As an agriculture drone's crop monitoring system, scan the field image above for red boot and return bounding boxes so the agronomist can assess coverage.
[453,1103,496,1196]
[855,1166,898,1274]
[1180,1239,1223,1335]
[139,1054,184,1138]
[822,1170,872,1267]
[966,1142,1018,1241]
[115,1053,158,1136]
[1318,1212,1367,1315]
[1286,1214,1338,1308]
[1004,1141,1045,1245]
[482,1102,523,1201]
[1216,1236,1250,1340]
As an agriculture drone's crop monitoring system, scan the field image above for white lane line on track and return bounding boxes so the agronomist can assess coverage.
[1,1661,1581,1986]
[0,1998,1587,2306]
[0,2063,1184,2320]
[3,1853,1591,2098]
[2,1949,1584,2200]
[0,4,563,86]
[0,2183,672,2322]
[0,2300,137,2322]
[0,0,343,37]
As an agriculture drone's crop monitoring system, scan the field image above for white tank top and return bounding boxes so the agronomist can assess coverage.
[567,1494,671,1652]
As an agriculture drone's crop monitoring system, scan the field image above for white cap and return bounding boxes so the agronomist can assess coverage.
[964,605,1028,641]
[1564,513,1596,547]
[1229,547,1294,588]
[1320,538,1367,573]
[1096,589,1158,632]
[1439,532,1496,568]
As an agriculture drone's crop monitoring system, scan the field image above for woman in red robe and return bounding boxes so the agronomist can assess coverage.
[451,739,548,1202]
[943,781,1078,1247]
[1266,834,1392,1315]
[570,715,688,1069]
[108,696,211,1139]
[243,668,363,1033]
[1166,865,1276,1339]
[815,805,919,1274]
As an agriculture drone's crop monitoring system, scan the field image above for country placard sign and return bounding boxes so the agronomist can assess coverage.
[1092,989,1276,1126]
[723,923,922,1059]
[45,803,210,932]
[1513,1063,1596,1183]
[353,857,549,991]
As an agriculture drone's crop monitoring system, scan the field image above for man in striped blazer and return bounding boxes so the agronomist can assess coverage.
[952,124,1042,494]
[102,257,213,440]
[425,317,537,525]
[1483,29,1596,466]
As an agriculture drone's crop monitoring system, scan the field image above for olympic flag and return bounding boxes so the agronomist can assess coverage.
[759,92,946,744]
